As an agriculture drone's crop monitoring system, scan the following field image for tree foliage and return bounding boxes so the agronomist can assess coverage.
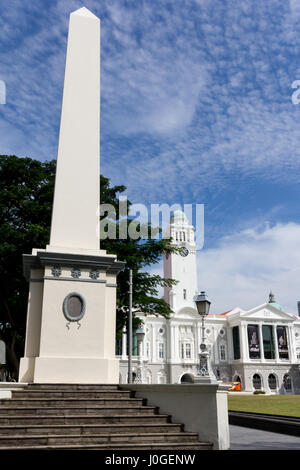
[0,155,56,377]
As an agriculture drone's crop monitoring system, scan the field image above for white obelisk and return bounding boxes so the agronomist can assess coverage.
[19,8,124,384]
[49,7,100,253]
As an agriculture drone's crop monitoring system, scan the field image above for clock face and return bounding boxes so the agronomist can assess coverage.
[180,247,189,257]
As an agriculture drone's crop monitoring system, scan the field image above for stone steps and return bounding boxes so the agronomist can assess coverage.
[0,423,184,436]
[25,384,119,391]
[0,406,158,416]
[0,431,201,446]
[0,398,145,407]
[0,442,212,450]
[0,414,171,426]
[11,390,133,399]
[0,384,213,450]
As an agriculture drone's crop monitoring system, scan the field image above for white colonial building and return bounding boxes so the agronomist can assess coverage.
[119,210,300,394]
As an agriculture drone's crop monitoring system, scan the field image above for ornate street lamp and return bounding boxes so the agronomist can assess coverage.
[194,291,217,384]
[135,327,145,383]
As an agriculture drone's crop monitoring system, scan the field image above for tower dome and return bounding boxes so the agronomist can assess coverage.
[170,209,189,225]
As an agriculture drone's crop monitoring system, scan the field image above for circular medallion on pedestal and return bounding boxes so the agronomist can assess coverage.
[63,292,86,325]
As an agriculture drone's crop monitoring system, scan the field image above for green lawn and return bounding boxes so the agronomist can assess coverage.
[228,394,300,418]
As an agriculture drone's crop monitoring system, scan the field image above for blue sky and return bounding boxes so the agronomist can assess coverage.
[1,0,300,314]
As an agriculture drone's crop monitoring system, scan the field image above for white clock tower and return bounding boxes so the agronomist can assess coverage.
[163,210,198,312]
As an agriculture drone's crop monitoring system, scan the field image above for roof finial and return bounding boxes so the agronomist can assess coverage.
[269,291,275,303]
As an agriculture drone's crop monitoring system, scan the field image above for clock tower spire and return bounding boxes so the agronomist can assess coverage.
[163,210,198,312]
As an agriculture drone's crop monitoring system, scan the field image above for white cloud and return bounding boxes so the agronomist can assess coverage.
[197,222,300,315]
[100,3,210,137]
[289,0,300,18]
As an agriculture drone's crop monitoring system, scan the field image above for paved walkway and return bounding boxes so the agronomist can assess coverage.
[230,425,300,450]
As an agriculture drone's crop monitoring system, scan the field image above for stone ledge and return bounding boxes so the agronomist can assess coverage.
[120,382,230,449]
[0,383,28,399]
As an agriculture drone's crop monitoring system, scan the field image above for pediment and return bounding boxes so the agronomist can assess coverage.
[174,307,199,320]
[240,303,296,322]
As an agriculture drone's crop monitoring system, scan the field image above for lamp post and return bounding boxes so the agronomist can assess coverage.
[194,291,217,384]
[135,327,145,383]
[127,269,133,383]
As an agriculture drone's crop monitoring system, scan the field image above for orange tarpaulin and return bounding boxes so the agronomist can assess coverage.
[223,382,241,391]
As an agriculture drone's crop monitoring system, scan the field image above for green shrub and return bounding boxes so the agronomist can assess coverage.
[253,390,266,395]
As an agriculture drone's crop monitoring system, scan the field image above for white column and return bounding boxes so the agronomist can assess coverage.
[166,322,171,361]
[192,323,196,360]
[174,324,180,361]
[169,324,175,363]
[193,322,197,363]
[240,322,249,361]
[213,326,219,365]
[227,326,234,362]
[259,323,264,362]
[287,325,294,362]
[149,323,153,362]
[49,7,100,253]
[152,325,157,362]
[273,325,279,360]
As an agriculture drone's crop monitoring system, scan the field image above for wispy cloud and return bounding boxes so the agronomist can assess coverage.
[197,222,300,315]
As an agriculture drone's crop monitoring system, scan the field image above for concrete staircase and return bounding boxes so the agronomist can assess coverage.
[0,384,212,450]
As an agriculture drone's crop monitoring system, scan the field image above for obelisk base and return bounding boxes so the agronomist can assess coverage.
[19,357,119,384]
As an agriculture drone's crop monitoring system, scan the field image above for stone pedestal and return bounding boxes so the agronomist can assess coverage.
[19,250,124,384]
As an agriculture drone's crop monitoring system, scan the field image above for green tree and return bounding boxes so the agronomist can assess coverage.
[0,155,55,378]
[0,155,177,378]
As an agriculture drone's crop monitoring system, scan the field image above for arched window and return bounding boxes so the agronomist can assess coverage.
[158,343,165,359]
[180,373,194,383]
[232,326,240,360]
[253,374,262,390]
[233,375,242,389]
[219,344,226,361]
[283,374,292,391]
[268,374,277,390]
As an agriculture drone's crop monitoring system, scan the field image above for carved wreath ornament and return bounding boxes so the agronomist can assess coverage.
[51,266,62,277]
[71,267,81,279]
[63,292,86,330]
